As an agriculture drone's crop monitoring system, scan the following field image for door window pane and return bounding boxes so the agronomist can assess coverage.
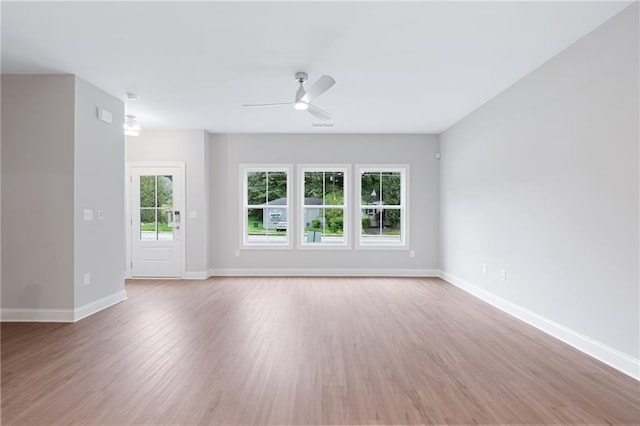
[140,209,157,241]
[140,176,156,208]
[157,175,173,208]
[139,175,175,241]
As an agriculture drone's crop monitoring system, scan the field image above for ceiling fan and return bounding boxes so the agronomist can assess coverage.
[243,72,336,121]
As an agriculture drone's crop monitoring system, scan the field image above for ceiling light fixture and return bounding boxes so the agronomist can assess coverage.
[126,92,138,101]
[124,114,141,136]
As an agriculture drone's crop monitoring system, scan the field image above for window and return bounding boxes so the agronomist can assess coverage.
[139,175,174,241]
[299,166,349,247]
[242,165,291,247]
[357,166,407,248]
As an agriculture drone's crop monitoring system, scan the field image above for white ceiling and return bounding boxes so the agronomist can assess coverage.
[1,1,631,134]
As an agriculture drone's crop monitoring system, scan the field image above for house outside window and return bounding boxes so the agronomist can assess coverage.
[242,165,292,247]
[299,166,349,248]
[356,165,408,249]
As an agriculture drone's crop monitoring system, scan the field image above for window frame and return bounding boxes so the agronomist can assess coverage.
[297,165,350,249]
[240,164,293,249]
[355,164,409,250]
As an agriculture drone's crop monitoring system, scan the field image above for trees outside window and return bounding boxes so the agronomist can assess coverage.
[242,166,291,247]
[357,166,407,248]
[300,166,349,247]
[240,164,405,250]
[139,175,174,241]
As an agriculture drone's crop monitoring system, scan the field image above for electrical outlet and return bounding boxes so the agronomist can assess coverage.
[482,264,488,275]
[83,273,91,285]
[83,209,93,221]
[409,250,415,258]
[500,270,506,280]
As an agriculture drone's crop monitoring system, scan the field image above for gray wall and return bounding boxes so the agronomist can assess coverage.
[74,77,125,306]
[440,4,639,359]
[126,129,209,275]
[1,74,125,314]
[1,75,75,309]
[209,133,440,273]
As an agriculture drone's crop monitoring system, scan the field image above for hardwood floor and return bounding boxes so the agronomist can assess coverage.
[2,277,639,425]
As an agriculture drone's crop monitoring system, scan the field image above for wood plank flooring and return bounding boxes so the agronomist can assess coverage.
[2,277,639,425]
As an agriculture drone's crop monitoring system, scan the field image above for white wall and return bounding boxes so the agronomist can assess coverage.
[209,133,440,274]
[126,130,209,276]
[440,2,639,369]
[1,75,76,310]
[74,77,126,308]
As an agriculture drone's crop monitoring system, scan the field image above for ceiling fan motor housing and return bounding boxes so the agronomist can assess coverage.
[295,72,308,83]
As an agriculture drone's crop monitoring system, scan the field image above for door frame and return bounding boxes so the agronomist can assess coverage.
[125,162,186,278]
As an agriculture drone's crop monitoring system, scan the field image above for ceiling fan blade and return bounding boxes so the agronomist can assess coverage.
[307,104,333,121]
[301,75,335,103]
[243,102,294,108]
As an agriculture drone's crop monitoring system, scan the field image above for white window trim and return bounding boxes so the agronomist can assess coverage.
[355,164,409,250]
[240,164,293,249]
[297,165,351,250]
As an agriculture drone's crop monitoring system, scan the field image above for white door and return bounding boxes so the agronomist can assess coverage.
[130,164,184,277]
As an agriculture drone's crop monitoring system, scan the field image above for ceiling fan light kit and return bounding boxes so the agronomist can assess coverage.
[244,71,336,121]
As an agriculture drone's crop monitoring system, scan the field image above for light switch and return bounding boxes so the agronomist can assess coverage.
[83,209,93,221]
[98,210,104,220]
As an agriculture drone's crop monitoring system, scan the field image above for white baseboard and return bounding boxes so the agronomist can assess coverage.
[1,307,75,322]
[207,268,440,277]
[183,271,208,280]
[1,289,128,323]
[438,270,640,381]
[74,289,128,322]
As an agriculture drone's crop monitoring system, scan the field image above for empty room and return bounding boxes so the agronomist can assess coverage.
[1,1,639,425]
